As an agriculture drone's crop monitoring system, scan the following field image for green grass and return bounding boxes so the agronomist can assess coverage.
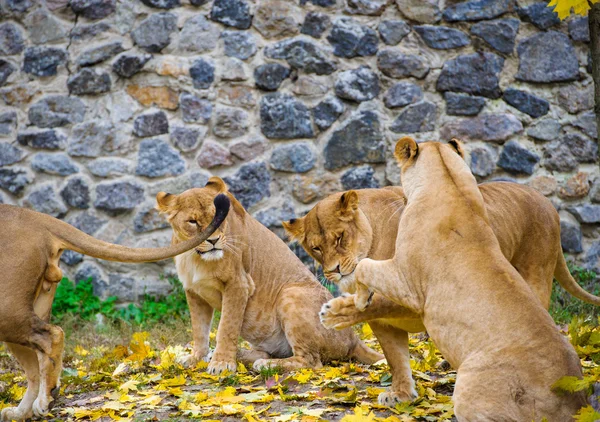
[550,261,599,324]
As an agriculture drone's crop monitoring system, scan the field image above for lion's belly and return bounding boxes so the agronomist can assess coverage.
[377,317,426,333]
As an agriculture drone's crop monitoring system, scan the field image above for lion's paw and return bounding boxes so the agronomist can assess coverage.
[252,359,275,371]
[378,387,418,407]
[207,358,237,375]
[32,395,52,418]
[1,406,32,422]
[178,349,213,368]
[319,296,361,330]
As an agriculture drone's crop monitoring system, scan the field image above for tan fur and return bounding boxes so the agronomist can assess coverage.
[158,177,382,375]
[351,139,587,421]
[0,197,229,422]
[285,168,600,408]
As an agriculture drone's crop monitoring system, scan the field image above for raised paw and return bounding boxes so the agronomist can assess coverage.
[207,358,237,375]
[1,406,33,422]
[319,295,362,330]
[378,386,418,407]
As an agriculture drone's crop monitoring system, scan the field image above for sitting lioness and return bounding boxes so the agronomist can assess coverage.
[351,138,587,421]
[156,177,382,375]
[0,194,230,422]
[284,180,600,405]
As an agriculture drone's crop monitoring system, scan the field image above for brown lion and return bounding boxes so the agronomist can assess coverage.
[351,138,586,420]
[0,194,230,422]
[284,161,599,408]
[156,177,383,376]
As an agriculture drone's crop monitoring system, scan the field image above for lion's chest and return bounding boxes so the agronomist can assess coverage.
[176,254,224,310]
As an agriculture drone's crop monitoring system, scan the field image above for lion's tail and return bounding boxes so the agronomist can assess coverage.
[350,340,384,365]
[554,249,600,306]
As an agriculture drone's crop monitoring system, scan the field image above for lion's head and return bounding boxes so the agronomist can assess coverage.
[283,191,373,293]
[156,176,245,262]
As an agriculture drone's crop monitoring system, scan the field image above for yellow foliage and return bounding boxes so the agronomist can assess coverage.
[574,405,600,422]
[125,332,151,363]
[548,0,600,19]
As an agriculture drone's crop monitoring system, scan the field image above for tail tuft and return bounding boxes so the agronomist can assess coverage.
[213,194,230,225]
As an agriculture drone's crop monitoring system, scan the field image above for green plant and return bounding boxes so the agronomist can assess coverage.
[550,261,599,323]
[52,278,118,322]
[259,364,282,381]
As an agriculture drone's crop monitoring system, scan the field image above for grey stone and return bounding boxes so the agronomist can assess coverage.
[60,177,90,209]
[527,119,560,142]
[69,120,118,157]
[470,18,519,54]
[190,58,215,89]
[568,205,600,224]
[179,15,220,53]
[0,142,25,166]
[17,130,64,150]
[77,42,124,67]
[67,69,111,95]
[133,111,169,138]
[0,23,24,54]
[396,0,441,23]
[88,157,132,177]
[136,138,185,178]
[341,165,379,190]
[312,96,345,131]
[324,110,386,170]
[502,88,549,118]
[0,60,14,87]
[2,0,33,14]
[390,101,437,133]
[590,182,600,203]
[131,13,177,53]
[71,0,116,20]
[196,139,233,168]
[180,93,212,124]
[74,262,106,296]
[564,133,598,163]
[24,9,66,44]
[106,273,135,302]
[517,2,559,30]
[542,141,578,172]
[210,0,252,29]
[496,140,539,175]
[561,218,582,253]
[436,52,504,99]
[213,106,249,138]
[95,180,145,212]
[147,171,210,196]
[469,146,496,177]
[221,58,247,82]
[254,202,295,228]
[327,18,379,58]
[573,111,598,140]
[377,49,429,79]
[444,92,485,116]
[346,0,388,15]
[29,96,86,128]
[415,25,470,49]
[112,54,152,78]
[254,63,291,91]
[31,153,79,176]
[229,137,268,161]
[439,113,523,142]
[334,66,380,102]
[301,12,330,38]
[23,185,67,218]
[516,31,578,83]
[443,0,513,22]
[384,82,423,109]
[23,46,67,77]
[223,162,271,209]
[264,38,337,75]
[300,0,336,6]
[134,203,170,233]
[253,0,300,39]
[190,0,210,5]
[222,31,257,60]
[71,22,111,41]
[0,111,16,135]
[270,142,316,173]
[569,17,589,42]
[558,85,594,114]
[260,93,314,139]
[140,0,180,8]
[170,126,203,152]
[378,20,410,45]
[0,167,33,196]
[61,251,83,266]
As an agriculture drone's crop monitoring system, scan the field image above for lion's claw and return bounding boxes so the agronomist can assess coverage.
[207,359,237,375]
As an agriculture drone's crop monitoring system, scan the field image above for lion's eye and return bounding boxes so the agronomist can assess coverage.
[312,247,321,254]
[188,220,198,225]
[336,232,344,246]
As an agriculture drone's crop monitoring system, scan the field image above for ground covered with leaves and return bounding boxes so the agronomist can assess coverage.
[1,315,600,422]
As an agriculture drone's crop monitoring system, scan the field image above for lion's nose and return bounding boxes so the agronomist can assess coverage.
[207,238,219,245]
[335,265,341,274]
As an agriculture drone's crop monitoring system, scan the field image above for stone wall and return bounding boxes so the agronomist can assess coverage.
[0,0,598,301]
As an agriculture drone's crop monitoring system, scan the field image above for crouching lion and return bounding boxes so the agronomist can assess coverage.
[352,138,586,421]
[156,177,382,375]
[284,169,599,407]
[0,194,230,422]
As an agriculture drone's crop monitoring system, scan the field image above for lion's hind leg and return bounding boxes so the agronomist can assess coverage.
[1,343,40,422]
[252,354,321,372]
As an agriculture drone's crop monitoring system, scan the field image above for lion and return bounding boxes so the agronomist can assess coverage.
[156,176,383,376]
[350,138,587,421]
[284,168,600,407]
[0,194,230,422]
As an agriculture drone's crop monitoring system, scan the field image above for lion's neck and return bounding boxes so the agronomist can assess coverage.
[358,192,404,261]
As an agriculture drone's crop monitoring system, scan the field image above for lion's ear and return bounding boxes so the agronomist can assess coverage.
[448,138,465,158]
[338,190,359,221]
[156,192,176,213]
[283,217,305,241]
[394,136,419,168]
[206,176,228,193]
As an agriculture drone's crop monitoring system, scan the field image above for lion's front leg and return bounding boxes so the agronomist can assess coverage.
[181,289,214,368]
[1,343,40,422]
[207,275,252,375]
